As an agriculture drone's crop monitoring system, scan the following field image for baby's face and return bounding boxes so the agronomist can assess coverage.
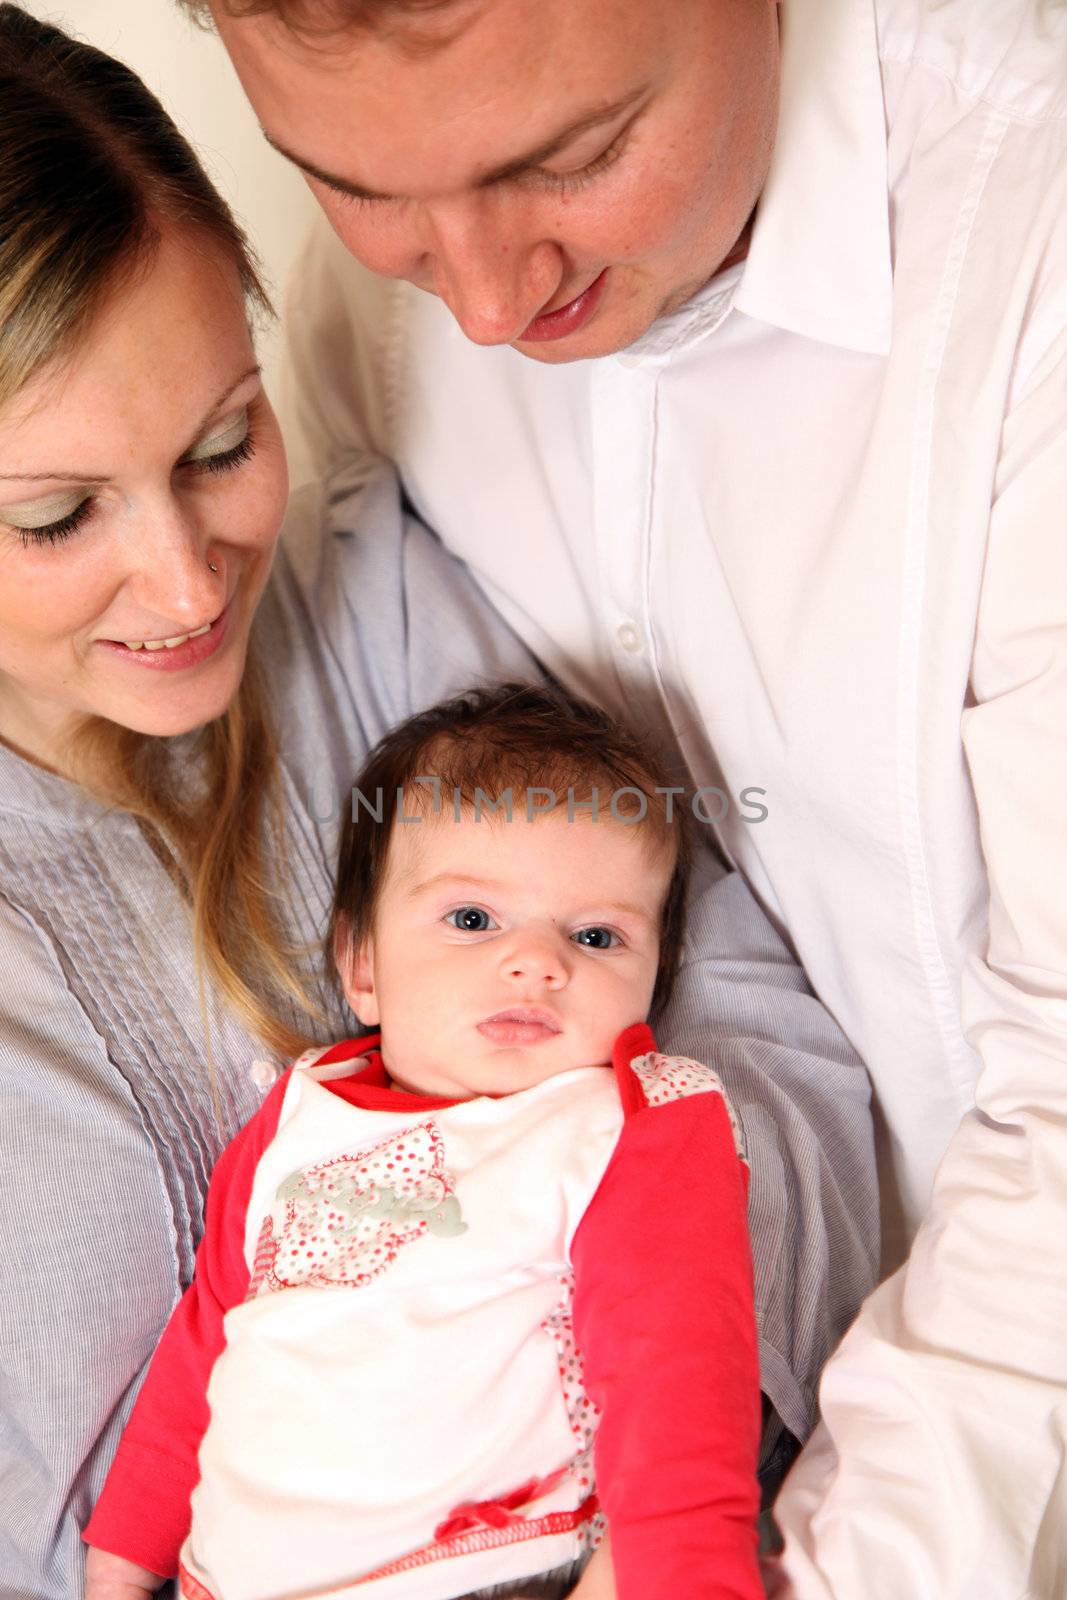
[340,806,674,1099]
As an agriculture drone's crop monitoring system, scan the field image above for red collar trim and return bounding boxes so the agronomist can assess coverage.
[612,1021,658,1120]
[311,1035,469,1112]
[311,1025,660,1116]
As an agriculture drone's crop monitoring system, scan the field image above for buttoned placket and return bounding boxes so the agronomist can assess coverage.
[588,279,741,773]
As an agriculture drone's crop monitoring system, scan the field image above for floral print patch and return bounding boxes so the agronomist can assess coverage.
[247,1121,467,1297]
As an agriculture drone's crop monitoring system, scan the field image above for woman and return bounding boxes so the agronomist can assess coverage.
[0,7,876,1596]
[0,7,545,1592]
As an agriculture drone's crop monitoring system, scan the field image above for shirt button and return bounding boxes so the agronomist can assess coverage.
[617,621,643,654]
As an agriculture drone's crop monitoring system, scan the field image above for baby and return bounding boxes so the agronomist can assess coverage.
[85,683,762,1600]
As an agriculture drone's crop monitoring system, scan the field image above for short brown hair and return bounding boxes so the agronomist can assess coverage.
[330,683,693,1020]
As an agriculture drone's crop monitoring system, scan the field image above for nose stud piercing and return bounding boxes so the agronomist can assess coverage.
[208,561,219,573]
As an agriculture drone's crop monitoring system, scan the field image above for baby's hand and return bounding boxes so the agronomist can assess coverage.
[85,1545,164,1600]
[571,1533,616,1599]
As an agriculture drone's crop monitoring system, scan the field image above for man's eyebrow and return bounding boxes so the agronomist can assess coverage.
[264,85,650,203]
[0,367,261,483]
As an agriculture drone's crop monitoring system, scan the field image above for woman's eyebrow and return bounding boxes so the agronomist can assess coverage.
[0,468,109,485]
[189,365,262,439]
[0,366,261,484]
[264,84,651,203]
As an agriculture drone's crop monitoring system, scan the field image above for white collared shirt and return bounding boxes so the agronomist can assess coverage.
[280,0,1067,1593]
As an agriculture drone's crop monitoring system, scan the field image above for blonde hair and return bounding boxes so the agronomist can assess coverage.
[0,4,316,1058]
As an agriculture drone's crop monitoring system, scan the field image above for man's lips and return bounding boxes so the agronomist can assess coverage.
[518,269,609,343]
[477,1007,564,1046]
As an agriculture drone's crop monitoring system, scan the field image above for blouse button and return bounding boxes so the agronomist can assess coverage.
[617,621,643,654]
[249,1058,280,1090]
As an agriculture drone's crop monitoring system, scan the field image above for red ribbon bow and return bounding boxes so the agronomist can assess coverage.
[434,1468,567,1542]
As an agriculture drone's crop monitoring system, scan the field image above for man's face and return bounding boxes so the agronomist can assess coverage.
[215,0,780,361]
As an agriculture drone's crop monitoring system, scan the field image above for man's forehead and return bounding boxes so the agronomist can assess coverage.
[215,0,663,197]
[210,0,484,64]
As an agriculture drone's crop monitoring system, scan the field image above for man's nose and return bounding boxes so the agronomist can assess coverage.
[121,498,224,624]
[498,926,571,989]
[426,197,564,346]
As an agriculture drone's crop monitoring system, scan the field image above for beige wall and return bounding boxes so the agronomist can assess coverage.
[24,1,319,393]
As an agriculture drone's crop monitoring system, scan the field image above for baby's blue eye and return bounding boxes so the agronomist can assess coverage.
[446,907,495,932]
[573,927,618,949]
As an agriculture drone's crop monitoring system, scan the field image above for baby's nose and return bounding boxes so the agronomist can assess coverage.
[500,930,570,987]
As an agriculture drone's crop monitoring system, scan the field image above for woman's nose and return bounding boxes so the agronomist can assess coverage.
[122,499,224,626]
[499,927,571,989]
[425,198,564,346]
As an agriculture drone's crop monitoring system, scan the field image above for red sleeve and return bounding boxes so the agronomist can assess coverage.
[83,1069,294,1578]
[570,1026,763,1600]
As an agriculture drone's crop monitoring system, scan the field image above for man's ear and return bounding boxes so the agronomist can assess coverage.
[334,916,380,1026]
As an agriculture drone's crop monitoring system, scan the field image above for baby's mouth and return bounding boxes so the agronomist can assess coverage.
[477,1008,563,1046]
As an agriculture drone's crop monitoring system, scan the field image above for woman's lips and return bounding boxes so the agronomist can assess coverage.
[477,1007,563,1047]
[518,269,609,343]
[98,600,232,672]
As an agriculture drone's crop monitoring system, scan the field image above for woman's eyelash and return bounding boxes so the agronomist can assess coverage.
[186,433,257,477]
[14,499,96,548]
[11,432,258,547]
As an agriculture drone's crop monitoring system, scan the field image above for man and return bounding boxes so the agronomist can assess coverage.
[186,1,1067,1595]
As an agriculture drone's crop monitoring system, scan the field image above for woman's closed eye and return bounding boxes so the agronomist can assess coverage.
[1,407,258,548]
[0,490,97,546]
[181,408,256,478]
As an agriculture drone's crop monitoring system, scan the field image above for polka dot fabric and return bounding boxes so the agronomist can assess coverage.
[541,1272,604,1556]
[630,1051,747,1161]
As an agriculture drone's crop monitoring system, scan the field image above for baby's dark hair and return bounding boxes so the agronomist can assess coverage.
[329,682,693,1018]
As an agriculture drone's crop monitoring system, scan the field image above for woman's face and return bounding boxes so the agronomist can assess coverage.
[0,230,288,769]
[216,0,780,361]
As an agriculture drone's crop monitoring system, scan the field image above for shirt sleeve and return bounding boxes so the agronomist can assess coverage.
[82,1073,293,1579]
[769,304,1067,1597]
[654,848,880,1453]
[571,1025,763,1600]
[0,895,186,1600]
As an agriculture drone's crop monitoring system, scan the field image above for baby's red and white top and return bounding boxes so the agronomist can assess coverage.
[85,1023,762,1600]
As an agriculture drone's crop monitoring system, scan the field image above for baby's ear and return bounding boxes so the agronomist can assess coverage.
[334,917,379,1026]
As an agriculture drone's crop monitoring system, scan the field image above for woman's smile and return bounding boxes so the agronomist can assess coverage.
[95,597,233,672]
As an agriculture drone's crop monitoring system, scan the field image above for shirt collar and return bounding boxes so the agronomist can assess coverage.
[734,0,893,354]
[619,263,744,366]
[620,0,892,366]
